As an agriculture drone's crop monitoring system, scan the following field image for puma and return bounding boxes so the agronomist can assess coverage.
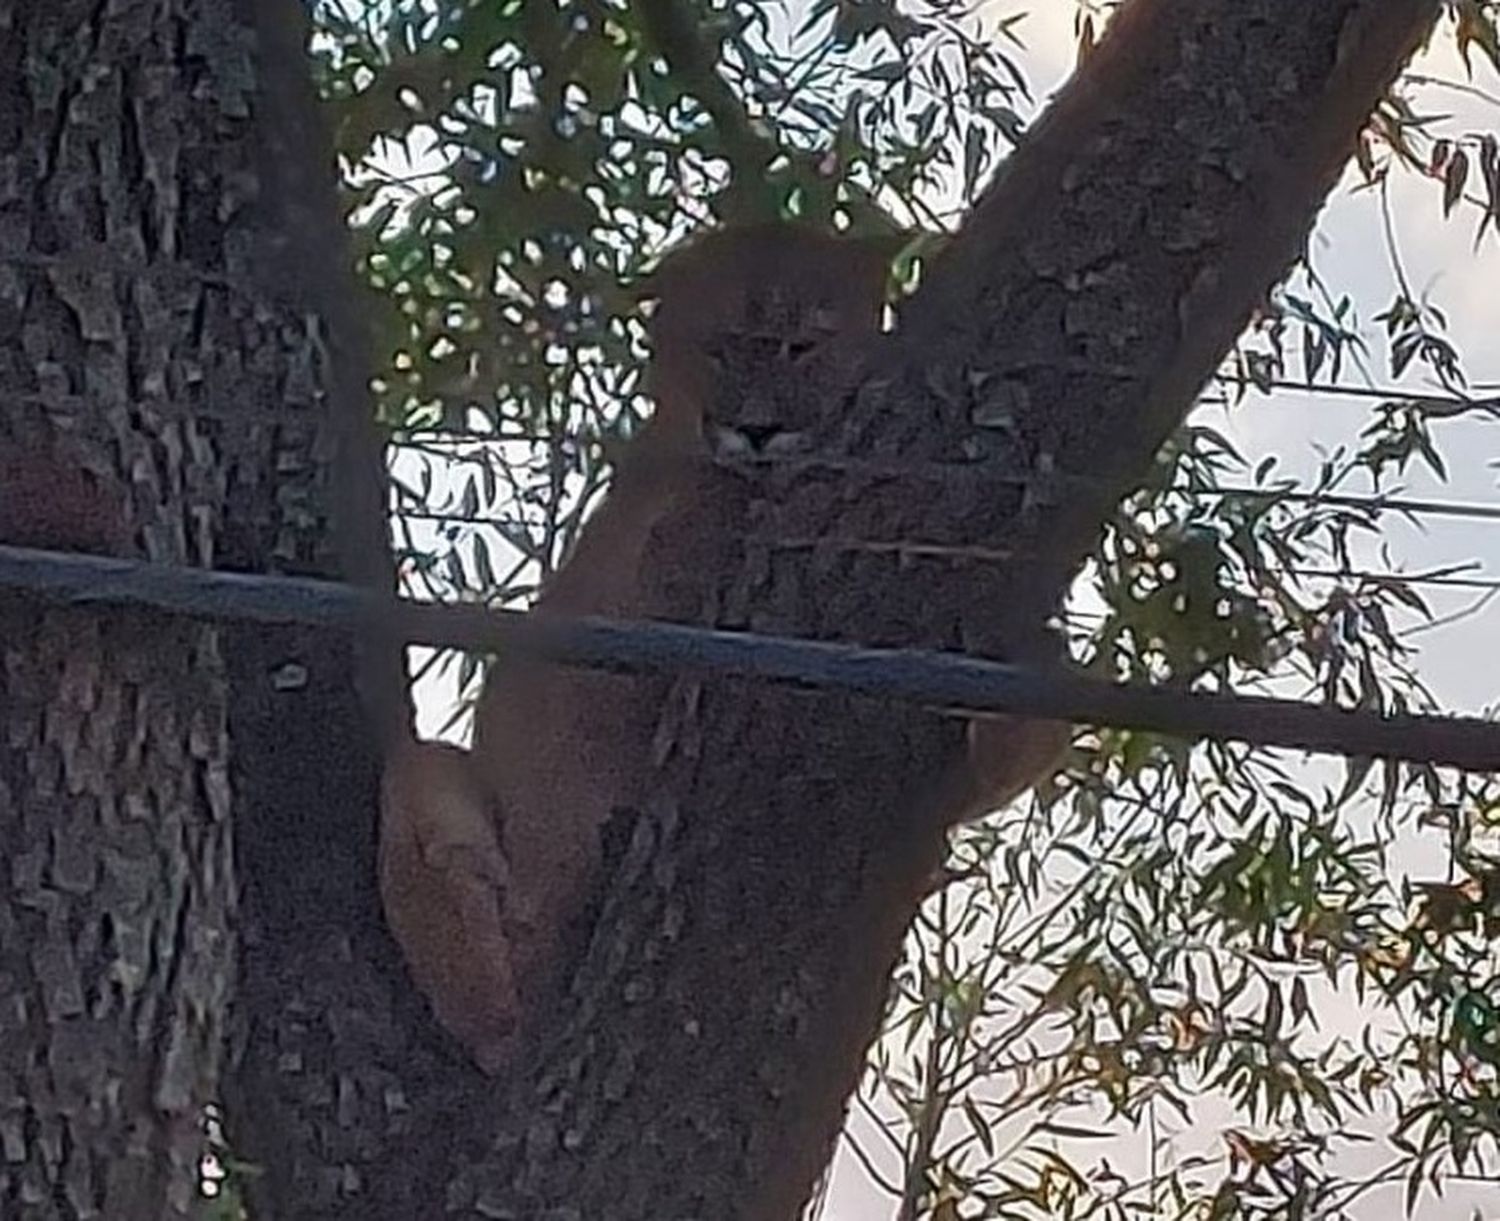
[378,224,1069,1072]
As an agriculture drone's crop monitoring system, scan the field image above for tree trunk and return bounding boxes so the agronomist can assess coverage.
[0,2,235,1214]
[0,0,386,1216]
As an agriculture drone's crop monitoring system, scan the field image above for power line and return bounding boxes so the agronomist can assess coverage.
[1,543,1496,773]
[1208,486,1500,524]
[1285,568,1500,591]
[1223,377,1500,413]
[392,506,1500,593]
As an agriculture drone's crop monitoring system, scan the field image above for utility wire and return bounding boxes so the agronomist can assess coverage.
[1207,486,1500,524]
[393,507,1500,593]
[1225,377,1500,412]
[1,543,1496,773]
[398,486,1500,531]
[1284,568,1500,592]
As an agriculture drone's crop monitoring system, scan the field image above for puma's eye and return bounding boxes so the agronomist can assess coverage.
[784,338,818,361]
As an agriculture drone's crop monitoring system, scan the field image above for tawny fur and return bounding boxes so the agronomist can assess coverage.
[379,224,1068,1072]
[379,737,526,1072]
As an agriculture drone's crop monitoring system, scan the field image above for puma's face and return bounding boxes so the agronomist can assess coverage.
[648,226,891,462]
[697,284,863,461]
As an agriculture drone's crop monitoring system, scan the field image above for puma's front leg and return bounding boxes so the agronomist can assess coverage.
[957,714,1072,823]
[379,738,521,1074]
[949,620,1073,823]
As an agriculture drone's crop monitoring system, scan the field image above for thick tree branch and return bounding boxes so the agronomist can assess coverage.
[909,0,1444,606]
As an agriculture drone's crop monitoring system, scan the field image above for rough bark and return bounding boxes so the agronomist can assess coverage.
[191,0,403,1216]
[0,1,240,1214]
[0,0,387,1216]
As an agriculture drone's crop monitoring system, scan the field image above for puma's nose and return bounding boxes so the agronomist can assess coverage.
[738,424,782,451]
[706,421,808,461]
